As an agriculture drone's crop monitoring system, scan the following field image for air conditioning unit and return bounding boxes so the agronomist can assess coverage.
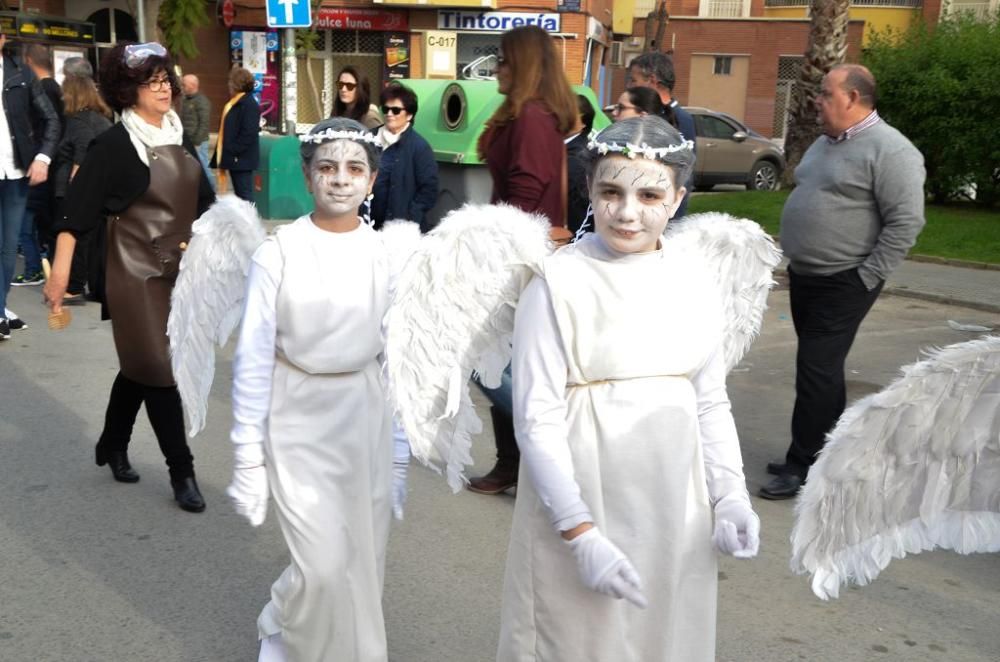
[610,41,625,67]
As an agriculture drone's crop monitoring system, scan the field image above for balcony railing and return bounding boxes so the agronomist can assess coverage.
[707,0,747,16]
[765,0,921,6]
[947,0,1000,20]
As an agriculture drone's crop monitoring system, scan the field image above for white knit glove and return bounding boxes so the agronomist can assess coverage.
[566,527,648,609]
[226,442,268,527]
[712,493,760,559]
[392,420,410,521]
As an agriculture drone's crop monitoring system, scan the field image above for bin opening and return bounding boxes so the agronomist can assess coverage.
[441,83,466,131]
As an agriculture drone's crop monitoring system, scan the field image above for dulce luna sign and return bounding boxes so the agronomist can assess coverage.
[314,8,407,32]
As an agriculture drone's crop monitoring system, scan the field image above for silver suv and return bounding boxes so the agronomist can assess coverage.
[686,107,785,191]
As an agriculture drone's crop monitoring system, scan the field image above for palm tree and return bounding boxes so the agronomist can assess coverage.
[781,0,851,186]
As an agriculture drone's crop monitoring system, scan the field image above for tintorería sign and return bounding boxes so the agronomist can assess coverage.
[437,11,561,33]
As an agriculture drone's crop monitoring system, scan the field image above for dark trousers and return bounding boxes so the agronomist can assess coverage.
[784,267,883,477]
[229,170,254,203]
[98,372,195,481]
[476,365,519,472]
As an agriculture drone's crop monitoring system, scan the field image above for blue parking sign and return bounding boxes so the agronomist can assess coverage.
[266,0,311,28]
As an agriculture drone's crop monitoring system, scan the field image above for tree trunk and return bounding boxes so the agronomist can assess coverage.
[644,1,669,53]
[781,0,851,187]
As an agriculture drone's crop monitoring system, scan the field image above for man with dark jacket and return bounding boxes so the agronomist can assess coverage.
[0,32,60,338]
[181,74,212,184]
[627,52,695,218]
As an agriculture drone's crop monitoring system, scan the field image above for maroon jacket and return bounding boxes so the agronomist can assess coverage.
[485,100,565,227]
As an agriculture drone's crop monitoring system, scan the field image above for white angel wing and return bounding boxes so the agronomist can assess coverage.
[791,335,1000,600]
[168,196,267,437]
[385,203,553,492]
[665,212,782,371]
[379,220,423,292]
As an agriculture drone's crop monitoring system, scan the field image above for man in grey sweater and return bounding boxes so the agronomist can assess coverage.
[760,64,926,500]
[181,74,213,187]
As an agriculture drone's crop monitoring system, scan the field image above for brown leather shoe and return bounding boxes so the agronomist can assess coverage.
[468,465,517,495]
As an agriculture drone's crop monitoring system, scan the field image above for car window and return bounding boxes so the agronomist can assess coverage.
[699,115,737,140]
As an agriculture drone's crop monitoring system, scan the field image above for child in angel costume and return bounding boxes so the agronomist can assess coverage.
[385,115,782,661]
[167,117,418,662]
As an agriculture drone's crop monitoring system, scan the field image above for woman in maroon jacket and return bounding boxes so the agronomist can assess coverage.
[470,25,578,496]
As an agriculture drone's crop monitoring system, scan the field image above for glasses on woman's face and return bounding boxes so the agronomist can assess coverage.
[140,77,173,93]
[613,103,638,115]
[337,81,357,91]
[381,105,405,116]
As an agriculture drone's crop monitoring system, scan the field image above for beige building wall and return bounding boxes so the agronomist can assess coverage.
[687,54,749,121]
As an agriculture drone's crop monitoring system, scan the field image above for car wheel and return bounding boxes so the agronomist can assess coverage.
[749,161,780,191]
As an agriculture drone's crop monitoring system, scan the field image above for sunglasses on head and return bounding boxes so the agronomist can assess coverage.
[336,81,357,91]
[381,106,405,116]
[124,42,168,69]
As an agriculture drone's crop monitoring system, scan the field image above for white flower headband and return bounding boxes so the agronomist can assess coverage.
[299,128,381,146]
[586,138,694,160]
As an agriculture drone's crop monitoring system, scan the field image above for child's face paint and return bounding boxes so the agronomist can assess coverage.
[306,140,374,219]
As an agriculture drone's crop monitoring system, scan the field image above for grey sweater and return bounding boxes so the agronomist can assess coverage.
[779,121,926,289]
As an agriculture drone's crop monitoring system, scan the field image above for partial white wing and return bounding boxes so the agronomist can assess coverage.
[665,212,782,371]
[385,203,553,492]
[791,335,1000,600]
[168,196,267,436]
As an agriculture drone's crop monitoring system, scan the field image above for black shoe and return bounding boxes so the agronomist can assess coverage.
[171,477,206,513]
[767,461,789,476]
[759,473,804,500]
[0,318,9,340]
[95,444,140,483]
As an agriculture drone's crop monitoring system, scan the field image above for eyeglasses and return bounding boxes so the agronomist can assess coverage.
[140,77,173,92]
[336,81,357,91]
[496,55,507,66]
[124,42,167,69]
[381,105,406,116]
[613,103,637,114]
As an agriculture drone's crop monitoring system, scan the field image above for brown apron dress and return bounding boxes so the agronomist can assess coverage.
[104,144,200,387]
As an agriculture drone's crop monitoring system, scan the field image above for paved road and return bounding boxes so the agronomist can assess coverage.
[1,282,998,662]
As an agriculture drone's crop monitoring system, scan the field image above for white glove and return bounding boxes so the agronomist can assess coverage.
[392,420,410,521]
[566,527,648,609]
[226,442,268,527]
[712,493,760,559]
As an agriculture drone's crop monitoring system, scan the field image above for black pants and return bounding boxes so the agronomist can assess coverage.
[784,267,883,477]
[97,372,195,481]
[230,170,254,203]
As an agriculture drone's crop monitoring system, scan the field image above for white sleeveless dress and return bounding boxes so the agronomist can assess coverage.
[247,218,393,661]
[498,233,726,662]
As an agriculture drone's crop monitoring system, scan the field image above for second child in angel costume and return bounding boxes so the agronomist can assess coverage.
[226,118,404,662]
[500,117,760,661]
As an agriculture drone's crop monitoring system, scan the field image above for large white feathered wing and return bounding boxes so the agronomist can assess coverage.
[385,203,553,492]
[665,212,782,371]
[791,335,1000,600]
[168,196,267,436]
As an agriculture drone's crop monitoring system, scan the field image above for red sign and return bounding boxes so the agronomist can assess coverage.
[219,0,235,28]
[314,8,408,32]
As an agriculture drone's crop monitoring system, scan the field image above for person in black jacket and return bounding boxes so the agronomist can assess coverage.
[211,66,260,202]
[566,94,595,235]
[370,83,439,232]
[0,31,60,339]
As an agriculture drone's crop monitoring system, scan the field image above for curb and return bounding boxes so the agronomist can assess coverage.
[907,253,1000,272]
[882,286,1000,315]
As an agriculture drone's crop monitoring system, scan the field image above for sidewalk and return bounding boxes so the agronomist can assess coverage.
[885,259,1000,314]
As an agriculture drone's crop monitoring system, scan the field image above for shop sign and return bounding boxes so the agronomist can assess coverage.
[383,32,410,81]
[437,11,560,34]
[231,29,281,132]
[10,14,96,44]
[557,0,582,11]
[219,0,236,28]
[315,8,408,32]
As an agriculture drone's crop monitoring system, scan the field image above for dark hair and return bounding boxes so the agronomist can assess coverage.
[576,94,595,134]
[300,117,381,171]
[229,67,255,94]
[584,116,695,190]
[836,63,877,109]
[333,66,372,122]
[99,42,179,114]
[24,43,53,72]
[379,83,418,120]
[630,52,676,92]
[626,86,665,117]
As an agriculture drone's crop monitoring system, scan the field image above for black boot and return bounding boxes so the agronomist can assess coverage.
[171,477,206,513]
[468,407,519,495]
[95,444,140,483]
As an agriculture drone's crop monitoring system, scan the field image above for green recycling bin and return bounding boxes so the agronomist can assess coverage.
[254,133,313,220]
[401,79,610,229]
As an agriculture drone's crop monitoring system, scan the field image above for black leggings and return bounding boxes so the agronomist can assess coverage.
[97,372,195,481]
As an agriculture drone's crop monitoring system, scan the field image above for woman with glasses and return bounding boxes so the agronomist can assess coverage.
[370,83,439,232]
[211,67,260,202]
[43,42,215,513]
[332,66,382,129]
[611,86,674,126]
[469,24,579,497]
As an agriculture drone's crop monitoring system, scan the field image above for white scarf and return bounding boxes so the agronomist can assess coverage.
[375,122,408,150]
[121,107,185,167]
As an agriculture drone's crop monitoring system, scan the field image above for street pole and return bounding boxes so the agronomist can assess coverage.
[137,0,146,42]
[283,27,297,135]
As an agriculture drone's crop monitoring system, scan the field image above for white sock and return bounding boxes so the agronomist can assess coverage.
[258,633,287,662]
[4,308,17,321]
